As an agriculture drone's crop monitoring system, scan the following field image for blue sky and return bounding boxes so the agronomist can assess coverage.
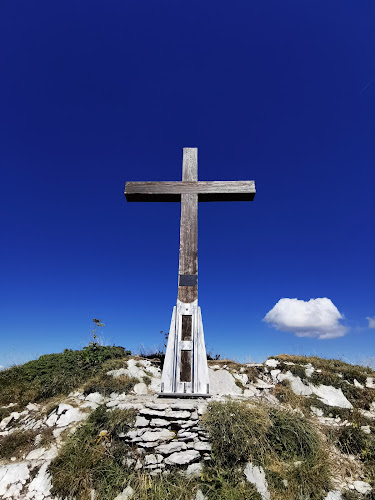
[1,1,374,368]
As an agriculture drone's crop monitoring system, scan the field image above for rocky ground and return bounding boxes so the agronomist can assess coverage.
[0,355,374,499]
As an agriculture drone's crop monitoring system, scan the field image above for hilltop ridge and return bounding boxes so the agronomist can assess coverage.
[0,348,374,499]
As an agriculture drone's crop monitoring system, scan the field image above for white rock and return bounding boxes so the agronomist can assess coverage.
[243,387,260,397]
[265,359,279,368]
[233,373,249,385]
[135,416,149,427]
[133,383,148,395]
[208,368,242,395]
[353,379,364,389]
[366,377,375,389]
[26,403,39,412]
[353,480,372,494]
[324,491,342,500]
[0,463,30,496]
[305,364,315,378]
[278,371,313,396]
[311,406,324,417]
[194,489,207,500]
[254,379,274,389]
[144,454,163,465]
[193,441,211,452]
[244,462,270,500]
[56,407,86,427]
[113,485,134,500]
[184,462,203,478]
[140,429,175,443]
[0,415,13,430]
[85,392,105,404]
[26,447,46,460]
[150,418,169,427]
[45,413,58,427]
[155,441,187,455]
[168,410,191,419]
[312,385,352,409]
[165,449,200,465]
[139,409,167,417]
[361,425,371,434]
[270,369,281,380]
[57,403,74,415]
[26,462,53,498]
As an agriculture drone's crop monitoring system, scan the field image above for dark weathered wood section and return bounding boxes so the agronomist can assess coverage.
[125,180,255,202]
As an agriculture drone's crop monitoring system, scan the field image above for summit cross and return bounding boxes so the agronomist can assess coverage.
[125,148,256,396]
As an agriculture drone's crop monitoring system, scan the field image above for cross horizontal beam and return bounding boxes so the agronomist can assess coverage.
[125,180,255,202]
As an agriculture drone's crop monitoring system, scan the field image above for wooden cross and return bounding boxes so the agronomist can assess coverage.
[125,148,255,395]
[125,148,255,303]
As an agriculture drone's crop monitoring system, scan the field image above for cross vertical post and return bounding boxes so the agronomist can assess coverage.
[124,147,255,396]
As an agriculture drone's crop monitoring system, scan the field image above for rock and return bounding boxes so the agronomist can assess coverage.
[305,365,315,378]
[278,371,313,396]
[233,373,249,385]
[26,403,39,411]
[144,454,164,465]
[353,481,372,494]
[139,409,167,418]
[26,447,46,460]
[311,406,324,417]
[0,415,14,430]
[183,462,203,478]
[167,411,192,419]
[312,385,352,409]
[133,383,148,395]
[194,489,207,500]
[0,463,30,496]
[114,485,134,500]
[85,392,105,404]
[45,413,58,427]
[243,387,260,397]
[165,450,200,465]
[324,492,342,500]
[193,441,212,452]
[270,369,281,380]
[244,462,270,500]
[156,441,187,455]
[135,416,149,427]
[139,429,175,443]
[57,403,74,415]
[366,377,375,389]
[56,407,87,427]
[353,379,364,389]
[150,418,170,427]
[26,462,53,498]
[208,368,242,395]
[361,425,371,434]
[170,402,197,411]
[265,358,279,368]
[254,379,274,389]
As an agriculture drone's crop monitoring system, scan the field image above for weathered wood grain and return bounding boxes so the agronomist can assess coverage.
[178,193,198,303]
[181,315,192,341]
[180,350,192,383]
[125,180,255,202]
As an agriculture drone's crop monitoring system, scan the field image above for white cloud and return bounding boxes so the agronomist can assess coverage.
[263,297,348,339]
[367,317,375,329]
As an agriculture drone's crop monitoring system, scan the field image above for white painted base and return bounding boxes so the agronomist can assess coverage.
[159,299,210,396]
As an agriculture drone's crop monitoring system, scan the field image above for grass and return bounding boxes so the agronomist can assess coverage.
[201,399,331,500]
[49,405,136,500]
[0,426,54,460]
[0,345,130,408]
[83,373,138,396]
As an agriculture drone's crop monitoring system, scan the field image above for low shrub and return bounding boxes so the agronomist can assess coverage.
[83,374,138,396]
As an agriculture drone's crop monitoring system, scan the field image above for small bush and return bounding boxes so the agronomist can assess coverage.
[335,426,375,461]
